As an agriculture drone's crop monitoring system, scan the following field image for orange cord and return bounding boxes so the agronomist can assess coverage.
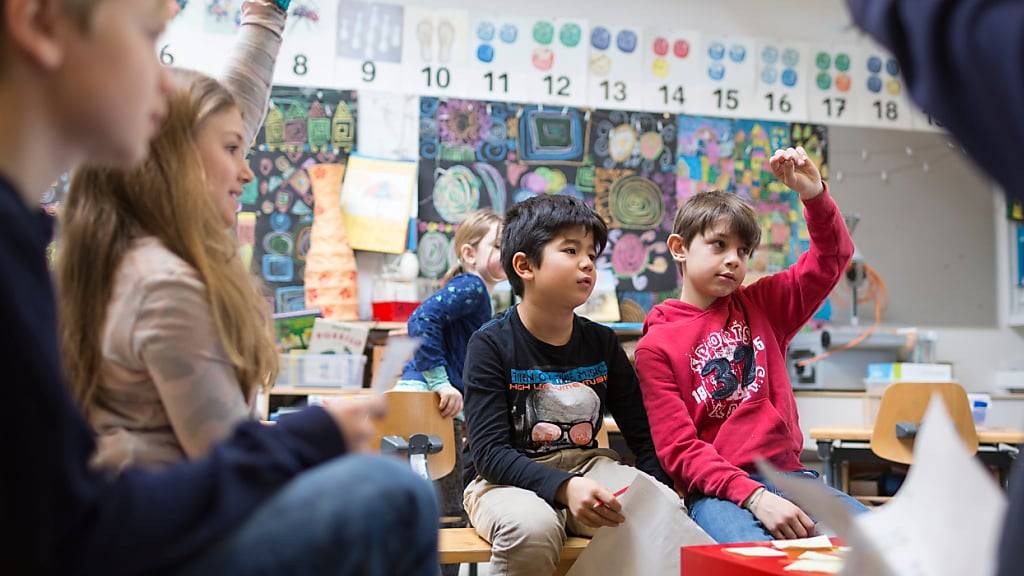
[796,263,889,368]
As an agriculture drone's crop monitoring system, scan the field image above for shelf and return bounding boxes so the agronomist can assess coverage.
[270,386,373,397]
[791,326,929,351]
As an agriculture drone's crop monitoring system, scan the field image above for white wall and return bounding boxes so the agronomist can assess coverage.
[399,0,854,42]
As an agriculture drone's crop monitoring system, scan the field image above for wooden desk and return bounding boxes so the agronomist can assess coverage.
[810,426,1023,490]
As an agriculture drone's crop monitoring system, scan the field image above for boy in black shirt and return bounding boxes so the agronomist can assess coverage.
[463,195,710,575]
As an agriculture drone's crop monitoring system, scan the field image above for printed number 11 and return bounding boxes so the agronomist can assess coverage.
[484,72,509,93]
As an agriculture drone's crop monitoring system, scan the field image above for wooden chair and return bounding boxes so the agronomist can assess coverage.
[371,390,456,480]
[870,382,979,465]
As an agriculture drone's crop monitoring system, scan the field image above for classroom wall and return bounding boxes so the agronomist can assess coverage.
[356,0,1021,390]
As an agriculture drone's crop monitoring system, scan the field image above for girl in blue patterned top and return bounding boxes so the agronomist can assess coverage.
[395,209,503,574]
[397,209,505,415]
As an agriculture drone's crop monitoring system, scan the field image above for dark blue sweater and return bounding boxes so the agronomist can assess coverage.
[849,3,1023,574]
[848,0,1024,201]
[400,273,492,393]
[0,177,348,575]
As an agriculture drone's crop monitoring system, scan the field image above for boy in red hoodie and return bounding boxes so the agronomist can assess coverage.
[635,146,867,543]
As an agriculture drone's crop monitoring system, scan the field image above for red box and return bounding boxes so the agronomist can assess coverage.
[372,301,419,322]
[681,538,843,575]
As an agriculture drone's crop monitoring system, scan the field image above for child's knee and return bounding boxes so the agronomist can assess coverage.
[492,510,564,553]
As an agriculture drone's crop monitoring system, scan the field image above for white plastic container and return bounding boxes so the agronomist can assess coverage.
[275,353,366,389]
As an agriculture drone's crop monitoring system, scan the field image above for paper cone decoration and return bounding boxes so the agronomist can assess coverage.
[304,163,358,320]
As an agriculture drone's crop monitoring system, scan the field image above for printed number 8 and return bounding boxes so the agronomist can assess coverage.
[293,55,308,76]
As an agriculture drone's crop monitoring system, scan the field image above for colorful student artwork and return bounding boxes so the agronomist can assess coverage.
[676,115,828,277]
[589,109,678,292]
[339,156,417,254]
[305,163,359,320]
[336,1,404,63]
[243,86,357,313]
[418,97,591,278]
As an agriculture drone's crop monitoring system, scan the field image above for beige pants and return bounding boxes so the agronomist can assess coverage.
[463,448,686,576]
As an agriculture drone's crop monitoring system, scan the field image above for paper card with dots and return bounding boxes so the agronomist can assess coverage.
[466,14,532,102]
[525,18,590,106]
[856,43,913,129]
[274,0,340,87]
[401,6,471,97]
[640,28,703,114]
[806,45,859,126]
[160,0,221,75]
[584,23,645,110]
[333,1,407,92]
[694,35,757,118]
[752,39,809,121]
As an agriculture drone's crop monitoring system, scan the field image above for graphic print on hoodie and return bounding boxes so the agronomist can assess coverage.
[691,320,766,419]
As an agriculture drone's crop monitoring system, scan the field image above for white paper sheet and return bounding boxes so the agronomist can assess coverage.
[798,551,843,562]
[759,396,1008,576]
[724,546,788,557]
[771,535,834,550]
[785,559,843,574]
[564,473,714,576]
[372,335,420,393]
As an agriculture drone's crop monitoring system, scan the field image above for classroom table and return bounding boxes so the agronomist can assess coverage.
[681,538,845,575]
[809,426,1024,490]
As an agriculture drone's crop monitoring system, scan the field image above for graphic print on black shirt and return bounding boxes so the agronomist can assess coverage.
[509,362,606,455]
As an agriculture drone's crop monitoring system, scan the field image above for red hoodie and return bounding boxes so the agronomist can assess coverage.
[635,187,853,506]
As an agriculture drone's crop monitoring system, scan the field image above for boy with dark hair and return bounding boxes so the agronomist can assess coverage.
[0,0,436,574]
[635,147,867,544]
[463,194,710,576]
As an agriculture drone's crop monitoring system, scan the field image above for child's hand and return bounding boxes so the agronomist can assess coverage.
[556,477,625,528]
[323,396,385,453]
[769,146,824,201]
[436,385,463,419]
[749,490,816,540]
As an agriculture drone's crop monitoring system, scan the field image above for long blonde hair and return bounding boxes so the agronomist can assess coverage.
[442,209,503,285]
[58,69,277,415]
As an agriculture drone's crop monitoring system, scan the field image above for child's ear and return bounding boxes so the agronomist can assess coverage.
[460,242,477,267]
[667,234,688,264]
[6,0,69,70]
[511,251,533,283]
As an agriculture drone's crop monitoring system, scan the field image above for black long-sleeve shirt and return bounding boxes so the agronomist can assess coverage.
[463,306,671,506]
[0,177,348,576]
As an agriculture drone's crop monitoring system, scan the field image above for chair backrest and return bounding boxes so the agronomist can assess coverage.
[371,390,456,480]
[870,383,979,464]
